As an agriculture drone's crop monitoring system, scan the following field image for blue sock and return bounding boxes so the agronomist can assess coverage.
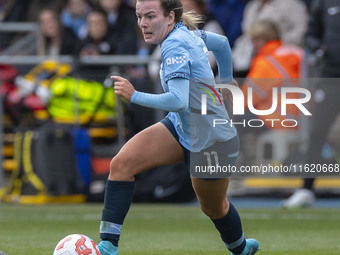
[211,202,246,254]
[100,180,135,247]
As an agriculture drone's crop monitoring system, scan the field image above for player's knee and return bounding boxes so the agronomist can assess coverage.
[199,198,229,219]
[109,156,120,174]
[109,154,134,181]
[200,203,226,219]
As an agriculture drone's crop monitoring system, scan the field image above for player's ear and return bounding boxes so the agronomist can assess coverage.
[168,10,175,25]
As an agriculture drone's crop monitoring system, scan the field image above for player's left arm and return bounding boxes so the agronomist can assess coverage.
[203,31,233,84]
[202,31,238,115]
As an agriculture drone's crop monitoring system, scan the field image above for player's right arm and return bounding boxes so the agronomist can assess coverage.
[112,75,189,112]
[112,38,191,113]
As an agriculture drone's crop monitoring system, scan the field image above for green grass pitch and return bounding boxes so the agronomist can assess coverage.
[0,203,340,255]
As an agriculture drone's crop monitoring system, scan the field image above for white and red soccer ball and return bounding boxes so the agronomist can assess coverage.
[53,234,100,255]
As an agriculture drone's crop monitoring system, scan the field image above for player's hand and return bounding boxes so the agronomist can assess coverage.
[220,79,239,105]
[220,79,239,117]
[111,75,135,101]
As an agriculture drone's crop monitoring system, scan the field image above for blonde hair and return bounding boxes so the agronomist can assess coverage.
[182,10,204,30]
[247,20,280,42]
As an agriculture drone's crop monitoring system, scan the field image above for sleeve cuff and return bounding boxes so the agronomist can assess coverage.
[164,72,190,83]
[130,90,139,103]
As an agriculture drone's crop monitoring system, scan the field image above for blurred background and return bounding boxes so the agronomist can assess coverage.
[0,0,339,209]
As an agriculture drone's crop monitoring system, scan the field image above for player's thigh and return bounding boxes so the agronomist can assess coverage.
[111,122,184,177]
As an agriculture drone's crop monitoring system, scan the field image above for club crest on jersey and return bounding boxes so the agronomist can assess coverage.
[166,56,186,66]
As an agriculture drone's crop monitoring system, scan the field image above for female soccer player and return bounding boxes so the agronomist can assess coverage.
[97,0,260,254]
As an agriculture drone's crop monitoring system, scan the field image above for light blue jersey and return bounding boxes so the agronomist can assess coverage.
[160,22,237,152]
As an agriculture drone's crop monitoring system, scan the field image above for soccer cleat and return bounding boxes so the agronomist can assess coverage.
[231,238,260,255]
[281,189,315,208]
[98,240,118,255]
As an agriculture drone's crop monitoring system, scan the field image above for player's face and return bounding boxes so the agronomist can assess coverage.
[136,0,175,44]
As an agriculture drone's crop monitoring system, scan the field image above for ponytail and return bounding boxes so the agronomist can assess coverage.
[181,10,204,30]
